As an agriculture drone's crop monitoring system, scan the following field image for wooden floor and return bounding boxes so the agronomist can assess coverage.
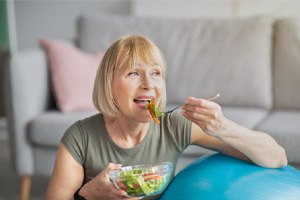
[0,132,49,200]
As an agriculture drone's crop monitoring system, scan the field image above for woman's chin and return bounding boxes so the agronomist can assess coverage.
[136,115,152,124]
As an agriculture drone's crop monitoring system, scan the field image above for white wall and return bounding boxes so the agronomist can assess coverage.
[9,0,300,51]
[131,0,300,20]
[10,0,131,51]
[131,0,235,18]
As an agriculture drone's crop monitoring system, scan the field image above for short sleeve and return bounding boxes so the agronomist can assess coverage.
[162,111,192,152]
[61,122,86,165]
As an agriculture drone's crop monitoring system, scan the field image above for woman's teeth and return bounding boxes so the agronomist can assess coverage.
[134,99,152,105]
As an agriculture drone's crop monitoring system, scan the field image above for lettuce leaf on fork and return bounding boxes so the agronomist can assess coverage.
[146,99,162,124]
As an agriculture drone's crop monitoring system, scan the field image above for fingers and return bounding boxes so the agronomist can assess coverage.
[182,97,221,118]
[182,96,224,135]
[102,163,122,180]
[124,197,144,200]
[182,111,209,123]
[110,186,129,198]
[103,177,129,199]
[184,96,217,109]
[106,163,122,171]
[104,163,130,198]
[85,162,131,199]
[103,162,122,186]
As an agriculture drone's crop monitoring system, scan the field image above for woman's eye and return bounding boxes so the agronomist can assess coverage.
[128,71,139,77]
[151,71,161,76]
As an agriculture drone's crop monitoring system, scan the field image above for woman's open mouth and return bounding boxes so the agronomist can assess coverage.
[133,98,153,108]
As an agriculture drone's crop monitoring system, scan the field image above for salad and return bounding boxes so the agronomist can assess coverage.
[109,163,172,197]
[146,99,162,124]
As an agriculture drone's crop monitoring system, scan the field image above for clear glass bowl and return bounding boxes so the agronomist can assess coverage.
[109,162,174,197]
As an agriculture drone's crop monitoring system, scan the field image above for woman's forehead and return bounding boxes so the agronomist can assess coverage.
[133,62,160,68]
[117,63,161,74]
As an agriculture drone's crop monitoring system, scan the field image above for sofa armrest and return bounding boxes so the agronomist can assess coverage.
[6,48,52,175]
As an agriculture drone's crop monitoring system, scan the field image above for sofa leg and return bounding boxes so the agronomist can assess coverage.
[20,175,31,200]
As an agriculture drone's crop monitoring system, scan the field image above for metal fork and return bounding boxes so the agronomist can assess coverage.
[163,94,220,114]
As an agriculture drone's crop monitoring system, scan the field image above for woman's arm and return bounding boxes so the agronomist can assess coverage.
[45,144,84,200]
[182,97,288,168]
[45,144,141,200]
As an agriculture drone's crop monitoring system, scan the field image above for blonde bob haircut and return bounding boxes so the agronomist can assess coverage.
[93,35,167,117]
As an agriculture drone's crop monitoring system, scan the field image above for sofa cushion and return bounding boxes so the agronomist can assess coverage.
[39,39,103,112]
[273,19,300,109]
[77,15,273,109]
[28,111,96,147]
[221,106,269,129]
[256,110,300,163]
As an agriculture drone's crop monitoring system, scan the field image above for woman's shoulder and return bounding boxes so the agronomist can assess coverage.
[77,113,103,126]
[160,110,192,136]
[65,113,104,136]
[159,111,192,151]
[61,114,103,165]
[161,110,187,125]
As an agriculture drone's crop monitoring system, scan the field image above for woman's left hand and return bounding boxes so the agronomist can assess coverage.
[181,96,226,137]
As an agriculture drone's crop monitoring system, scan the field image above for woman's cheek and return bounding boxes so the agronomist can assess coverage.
[158,81,167,105]
[155,81,165,92]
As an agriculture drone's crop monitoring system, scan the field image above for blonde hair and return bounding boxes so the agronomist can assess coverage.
[93,35,167,117]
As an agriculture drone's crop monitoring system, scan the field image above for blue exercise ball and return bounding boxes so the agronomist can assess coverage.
[160,153,300,200]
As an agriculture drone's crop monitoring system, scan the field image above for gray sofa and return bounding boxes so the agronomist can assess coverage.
[6,15,300,199]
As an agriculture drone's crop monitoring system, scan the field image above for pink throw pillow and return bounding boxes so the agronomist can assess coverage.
[39,39,103,112]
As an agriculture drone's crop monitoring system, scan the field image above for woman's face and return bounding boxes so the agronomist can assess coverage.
[112,61,165,123]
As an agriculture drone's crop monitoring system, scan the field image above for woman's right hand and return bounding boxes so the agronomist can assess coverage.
[79,163,142,200]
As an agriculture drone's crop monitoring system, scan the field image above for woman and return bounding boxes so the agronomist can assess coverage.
[45,35,287,200]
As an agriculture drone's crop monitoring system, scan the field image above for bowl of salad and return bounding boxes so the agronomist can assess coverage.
[109,162,173,197]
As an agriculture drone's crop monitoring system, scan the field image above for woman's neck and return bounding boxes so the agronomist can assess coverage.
[103,115,150,148]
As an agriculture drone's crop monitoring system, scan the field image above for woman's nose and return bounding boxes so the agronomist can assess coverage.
[141,74,154,89]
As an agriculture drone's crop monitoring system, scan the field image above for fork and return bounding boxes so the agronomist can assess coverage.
[163,94,220,114]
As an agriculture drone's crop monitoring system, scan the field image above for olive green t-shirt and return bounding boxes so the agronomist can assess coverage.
[61,111,191,199]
